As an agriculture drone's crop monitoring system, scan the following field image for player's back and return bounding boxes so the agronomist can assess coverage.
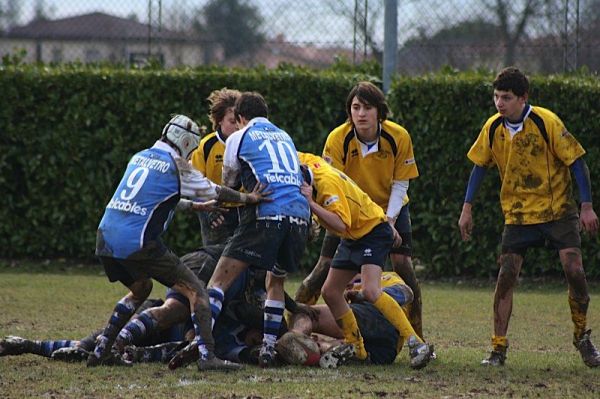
[238,121,309,220]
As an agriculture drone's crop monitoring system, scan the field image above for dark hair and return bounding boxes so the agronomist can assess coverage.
[234,92,269,121]
[493,67,529,97]
[345,81,390,122]
[207,88,241,130]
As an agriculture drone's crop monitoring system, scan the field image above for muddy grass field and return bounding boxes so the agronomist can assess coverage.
[1,261,600,398]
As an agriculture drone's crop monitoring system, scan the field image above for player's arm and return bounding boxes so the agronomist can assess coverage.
[458,165,487,241]
[571,158,599,233]
[177,157,269,205]
[215,183,271,205]
[221,131,242,188]
[300,182,347,235]
[386,180,409,222]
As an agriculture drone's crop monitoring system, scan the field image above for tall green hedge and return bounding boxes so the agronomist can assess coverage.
[388,72,600,278]
[1,65,599,277]
[0,65,367,266]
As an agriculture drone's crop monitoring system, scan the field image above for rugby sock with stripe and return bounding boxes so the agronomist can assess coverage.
[208,287,225,329]
[27,339,76,357]
[191,312,209,361]
[116,312,157,349]
[373,291,422,342]
[93,296,141,359]
[336,308,367,360]
[263,299,285,348]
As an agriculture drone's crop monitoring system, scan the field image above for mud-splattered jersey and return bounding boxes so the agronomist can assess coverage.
[468,106,585,225]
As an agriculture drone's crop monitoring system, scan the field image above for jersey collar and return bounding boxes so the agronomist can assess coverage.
[152,140,180,158]
[216,127,227,144]
[354,122,382,155]
[503,104,532,137]
[247,116,270,127]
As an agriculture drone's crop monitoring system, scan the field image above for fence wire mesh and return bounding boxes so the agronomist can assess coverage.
[0,0,598,74]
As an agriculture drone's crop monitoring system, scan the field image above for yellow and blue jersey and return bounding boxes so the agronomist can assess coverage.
[322,120,419,211]
[298,152,387,240]
[468,106,585,224]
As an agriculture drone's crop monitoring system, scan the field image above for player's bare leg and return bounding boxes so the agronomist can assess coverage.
[560,247,600,367]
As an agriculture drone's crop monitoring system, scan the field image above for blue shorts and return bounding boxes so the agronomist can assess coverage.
[320,204,413,258]
[352,301,399,364]
[224,207,309,277]
[331,222,394,271]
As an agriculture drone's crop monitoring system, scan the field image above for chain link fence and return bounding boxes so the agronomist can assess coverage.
[0,0,598,74]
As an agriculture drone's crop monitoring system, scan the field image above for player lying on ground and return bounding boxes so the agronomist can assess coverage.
[279,271,432,369]
[1,245,314,367]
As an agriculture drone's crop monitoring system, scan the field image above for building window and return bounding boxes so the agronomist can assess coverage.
[51,47,63,63]
[85,48,102,63]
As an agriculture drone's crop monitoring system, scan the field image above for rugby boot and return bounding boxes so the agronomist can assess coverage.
[168,340,199,370]
[574,329,600,367]
[408,335,434,369]
[51,346,90,362]
[124,341,187,364]
[319,343,356,369]
[481,350,506,366]
[86,335,130,367]
[258,344,278,368]
[86,349,132,367]
[198,354,243,371]
[0,336,34,356]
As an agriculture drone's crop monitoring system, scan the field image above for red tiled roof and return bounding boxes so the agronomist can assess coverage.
[6,12,195,42]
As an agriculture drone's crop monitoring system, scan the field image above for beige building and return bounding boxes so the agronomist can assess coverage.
[0,12,220,67]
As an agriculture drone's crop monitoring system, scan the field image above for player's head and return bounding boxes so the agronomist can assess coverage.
[207,88,241,136]
[234,92,269,126]
[492,67,529,120]
[345,81,390,124]
[493,66,529,97]
[161,114,201,160]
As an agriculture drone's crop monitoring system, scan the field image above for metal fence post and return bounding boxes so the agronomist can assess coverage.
[383,0,397,93]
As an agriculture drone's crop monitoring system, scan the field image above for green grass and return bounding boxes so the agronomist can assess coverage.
[1,262,600,398]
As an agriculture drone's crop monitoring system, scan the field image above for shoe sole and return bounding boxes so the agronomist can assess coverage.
[168,344,199,370]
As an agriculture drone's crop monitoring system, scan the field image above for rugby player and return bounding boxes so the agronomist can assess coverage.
[196,92,310,369]
[296,81,424,340]
[458,66,600,367]
[297,152,432,369]
[90,114,269,370]
[287,271,427,368]
[191,88,243,245]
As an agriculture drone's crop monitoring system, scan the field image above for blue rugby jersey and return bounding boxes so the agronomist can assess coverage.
[96,146,180,259]
[235,119,309,219]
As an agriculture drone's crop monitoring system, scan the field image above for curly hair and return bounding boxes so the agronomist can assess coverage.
[493,67,529,97]
[207,88,241,131]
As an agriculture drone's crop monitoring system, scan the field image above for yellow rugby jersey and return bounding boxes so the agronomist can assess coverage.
[350,272,406,290]
[468,106,585,225]
[322,120,419,211]
[190,130,242,208]
[298,152,387,240]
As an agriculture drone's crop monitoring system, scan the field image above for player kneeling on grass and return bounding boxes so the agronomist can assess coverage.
[90,114,270,371]
[297,152,433,368]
